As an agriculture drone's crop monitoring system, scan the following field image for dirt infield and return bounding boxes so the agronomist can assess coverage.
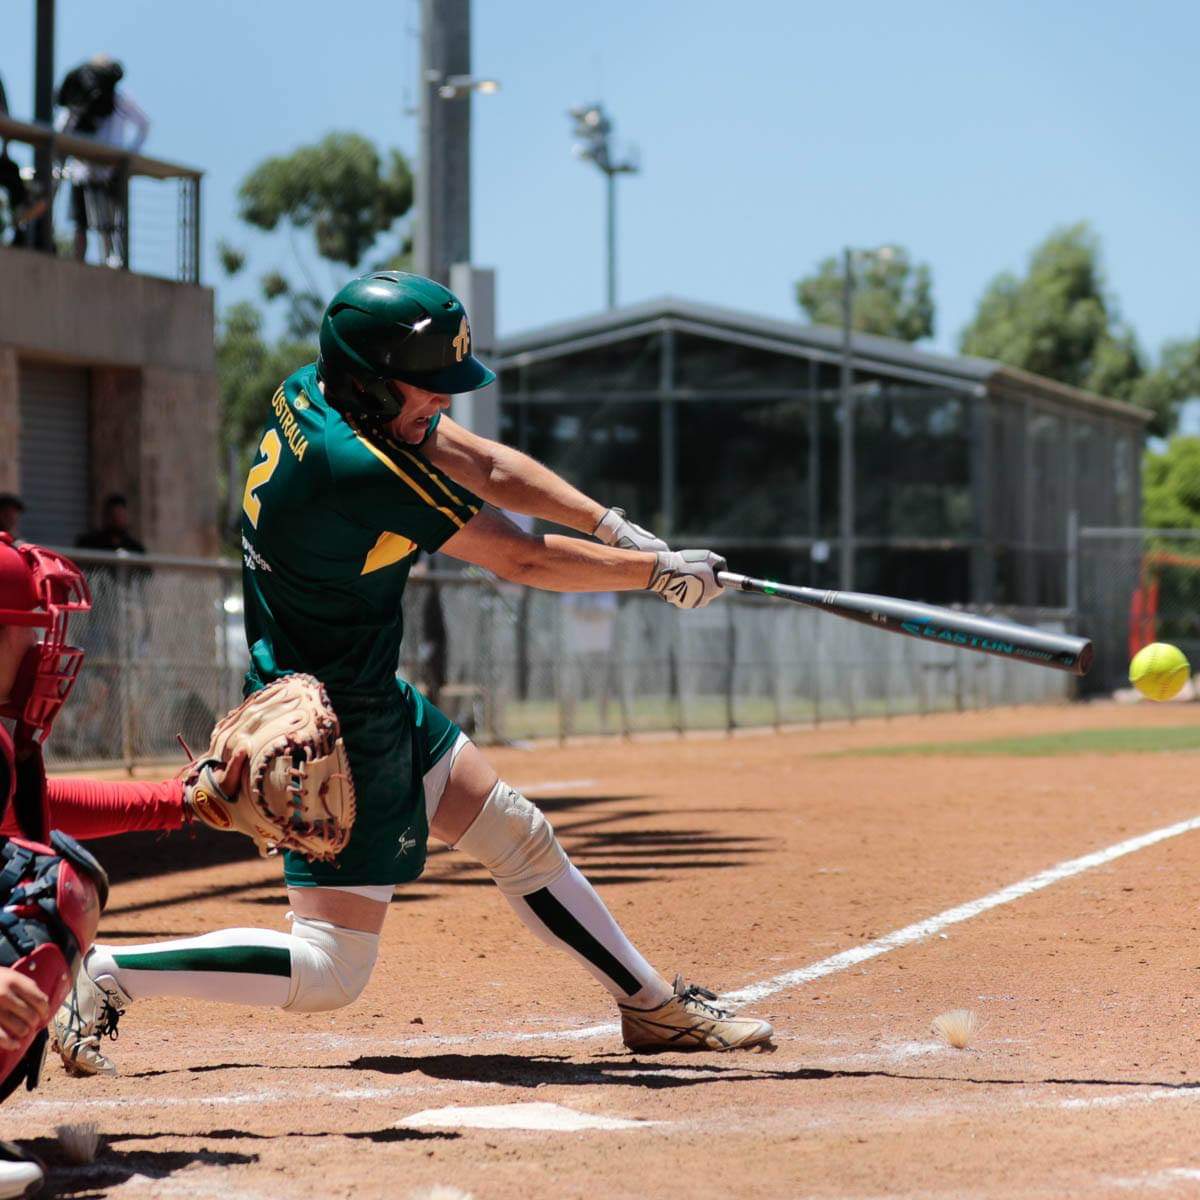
[13,700,1200,1199]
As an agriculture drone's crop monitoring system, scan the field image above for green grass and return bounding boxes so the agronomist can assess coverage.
[492,693,972,740]
[841,725,1200,758]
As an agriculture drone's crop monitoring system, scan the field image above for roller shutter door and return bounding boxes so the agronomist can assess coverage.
[19,364,91,546]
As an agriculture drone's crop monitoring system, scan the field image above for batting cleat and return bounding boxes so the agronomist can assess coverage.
[619,974,774,1052]
[0,1141,43,1199]
[51,953,130,1077]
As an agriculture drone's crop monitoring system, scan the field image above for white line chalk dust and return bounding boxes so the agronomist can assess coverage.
[513,778,597,794]
[401,1102,657,1131]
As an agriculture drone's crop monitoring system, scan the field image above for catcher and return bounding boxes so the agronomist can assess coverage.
[0,533,106,1200]
[0,532,337,1196]
[53,271,773,1077]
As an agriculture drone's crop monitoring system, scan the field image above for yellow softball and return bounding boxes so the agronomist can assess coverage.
[1129,642,1190,702]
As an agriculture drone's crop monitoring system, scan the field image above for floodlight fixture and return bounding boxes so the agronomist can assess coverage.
[430,71,502,100]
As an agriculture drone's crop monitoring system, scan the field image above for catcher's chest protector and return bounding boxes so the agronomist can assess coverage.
[0,832,108,1101]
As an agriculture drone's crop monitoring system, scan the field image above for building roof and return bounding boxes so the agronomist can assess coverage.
[495,295,1151,425]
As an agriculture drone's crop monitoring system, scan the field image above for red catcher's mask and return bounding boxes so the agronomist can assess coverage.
[0,534,91,741]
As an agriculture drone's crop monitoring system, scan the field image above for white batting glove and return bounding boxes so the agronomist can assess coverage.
[647,550,727,609]
[593,507,669,553]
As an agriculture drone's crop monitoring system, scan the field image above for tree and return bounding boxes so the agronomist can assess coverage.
[796,247,934,342]
[238,132,413,270]
[960,222,1145,405]
[1131,331,1200,438]
[227,132,415,342]
[215,302,318,535]
[1143,439,1200,529]
[214,132,415,539]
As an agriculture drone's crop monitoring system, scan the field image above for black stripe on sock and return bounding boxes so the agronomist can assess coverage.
[114,946,292,976]
[522,887,642,996]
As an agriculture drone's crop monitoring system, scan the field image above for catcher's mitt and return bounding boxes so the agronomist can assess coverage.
[181,675,356,862]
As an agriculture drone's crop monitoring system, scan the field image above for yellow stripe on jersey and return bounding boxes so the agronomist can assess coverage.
[351,431,468,528]
[361,531,418,575]
[395,444,481,515]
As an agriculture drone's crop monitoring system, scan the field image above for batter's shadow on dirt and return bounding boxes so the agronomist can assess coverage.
[90,790,773,900]
[22,1136,257,1198]
[341,1051,764,1090]
[423,794,773,889]
[102,1127,460,1146]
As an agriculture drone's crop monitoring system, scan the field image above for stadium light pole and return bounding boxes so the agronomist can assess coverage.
[569,104,639,309]
[839,245,896,590]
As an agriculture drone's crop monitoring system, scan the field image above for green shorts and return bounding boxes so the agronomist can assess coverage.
[281,677,463,889]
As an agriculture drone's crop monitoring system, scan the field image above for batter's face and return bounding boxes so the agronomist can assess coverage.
[386,382,451,445]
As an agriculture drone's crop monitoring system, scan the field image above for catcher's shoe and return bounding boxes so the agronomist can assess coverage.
[0,1141,43,1199]
[51,954,129,1077]
[619,974,774,1052]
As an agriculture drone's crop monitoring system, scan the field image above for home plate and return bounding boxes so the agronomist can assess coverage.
[400,1102,658,1131]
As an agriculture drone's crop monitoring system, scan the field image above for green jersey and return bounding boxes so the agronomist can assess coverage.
[240,363,481,697]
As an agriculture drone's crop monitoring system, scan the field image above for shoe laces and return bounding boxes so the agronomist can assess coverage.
[678,981,731,1020]
[95,992,124,1041]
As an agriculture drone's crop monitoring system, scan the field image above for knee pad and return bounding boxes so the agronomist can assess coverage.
[453,780,569,897]
[282,915,379,1013]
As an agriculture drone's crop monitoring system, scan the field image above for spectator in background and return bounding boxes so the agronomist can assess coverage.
[0,71,33,248]
[73,494,148,755]
[54,56,149,267]
[76,493,146,553]
[0,495,23,541]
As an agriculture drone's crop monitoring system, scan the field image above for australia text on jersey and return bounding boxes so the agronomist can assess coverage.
[272,388,310,462]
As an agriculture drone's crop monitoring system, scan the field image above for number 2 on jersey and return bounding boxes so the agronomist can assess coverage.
[242,428,282,528]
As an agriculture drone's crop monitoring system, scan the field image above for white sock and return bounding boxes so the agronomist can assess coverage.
[506,864,672,1008]
[89,928,297,1007]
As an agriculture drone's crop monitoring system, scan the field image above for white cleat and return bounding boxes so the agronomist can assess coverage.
[51,952,130,1077]
[619,974,774,1052]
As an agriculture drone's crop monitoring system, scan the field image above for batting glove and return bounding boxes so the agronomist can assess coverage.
[648,550,727,609]
[593,507,669,553]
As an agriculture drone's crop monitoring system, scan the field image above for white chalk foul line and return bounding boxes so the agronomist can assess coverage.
[723,814,1200,1007]
[514,778,597,794]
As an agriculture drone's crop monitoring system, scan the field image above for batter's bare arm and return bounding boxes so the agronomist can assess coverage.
[442,505,652,590]
[424,417,666,550]
[441,506,725,608]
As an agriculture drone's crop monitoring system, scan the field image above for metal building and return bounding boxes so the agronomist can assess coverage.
[494,298,1149,607]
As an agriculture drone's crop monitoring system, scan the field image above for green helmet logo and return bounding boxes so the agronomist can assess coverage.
[317,271,496,422]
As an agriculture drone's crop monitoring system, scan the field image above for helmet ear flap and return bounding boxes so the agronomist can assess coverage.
[352,378,404,423]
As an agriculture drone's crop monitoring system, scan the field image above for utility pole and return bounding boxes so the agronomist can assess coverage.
[415,0,471,285]
[837,245,896,590]
[33,0,55,252]
[413,1,500,440]
[839,247,855,590]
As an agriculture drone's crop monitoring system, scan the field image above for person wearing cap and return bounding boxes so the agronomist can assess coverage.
[52,271,771,1079]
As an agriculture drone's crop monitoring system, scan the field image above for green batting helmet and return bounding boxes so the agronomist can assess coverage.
[317,271,496,422]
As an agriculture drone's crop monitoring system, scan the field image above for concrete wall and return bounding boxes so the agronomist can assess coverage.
[0,248,219,554]
[0,348,18,493]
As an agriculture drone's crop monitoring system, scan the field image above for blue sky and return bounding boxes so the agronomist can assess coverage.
[4,0,1197,358]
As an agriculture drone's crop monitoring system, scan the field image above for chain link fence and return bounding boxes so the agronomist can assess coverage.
[42,550,1075,770]
[43,549,242,770]
[1075,527,1200,695]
